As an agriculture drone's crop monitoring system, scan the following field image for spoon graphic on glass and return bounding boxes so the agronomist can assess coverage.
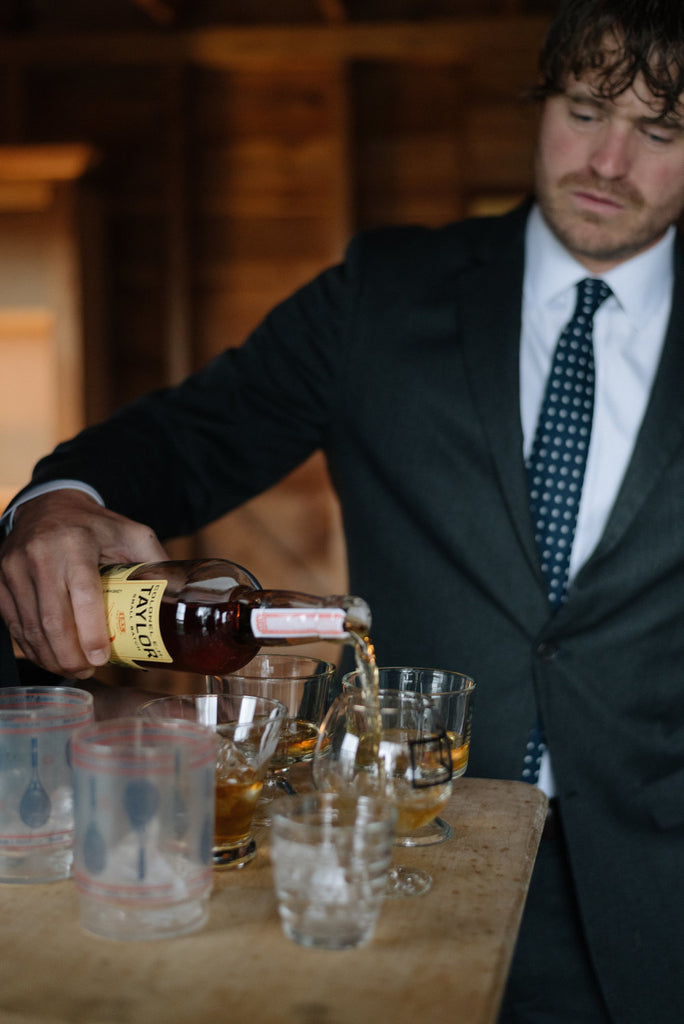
[19,737,51,829]
[123,778,160,880]
[83,775,107,875]
[171,749,189,840]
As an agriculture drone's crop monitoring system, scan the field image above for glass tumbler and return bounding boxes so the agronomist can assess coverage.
[0,686,94,883]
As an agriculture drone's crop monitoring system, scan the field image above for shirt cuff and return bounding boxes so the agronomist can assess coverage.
[1,481,105,534]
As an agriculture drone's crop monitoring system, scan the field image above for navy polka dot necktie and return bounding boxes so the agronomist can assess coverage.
[523,277,611,783]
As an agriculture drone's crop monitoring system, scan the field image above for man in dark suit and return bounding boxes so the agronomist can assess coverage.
[2,0,684,1019]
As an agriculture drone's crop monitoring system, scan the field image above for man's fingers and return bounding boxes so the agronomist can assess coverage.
[0,575,37,662]
[0,569,90,677]
[0,489,167,677]
[66,564,111,667]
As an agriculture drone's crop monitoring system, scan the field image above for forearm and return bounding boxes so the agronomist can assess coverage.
[2,480,104,534]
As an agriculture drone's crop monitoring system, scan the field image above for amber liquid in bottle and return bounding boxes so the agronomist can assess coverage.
[154,586,260,675]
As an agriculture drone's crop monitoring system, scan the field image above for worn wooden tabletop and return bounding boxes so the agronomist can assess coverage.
[0,776,546,1024]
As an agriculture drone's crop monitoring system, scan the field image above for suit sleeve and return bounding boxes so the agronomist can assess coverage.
[16,220,450,542]
[22,253,358,541]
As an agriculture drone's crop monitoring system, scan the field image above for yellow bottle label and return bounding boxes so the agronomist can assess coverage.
[101,564,172,669]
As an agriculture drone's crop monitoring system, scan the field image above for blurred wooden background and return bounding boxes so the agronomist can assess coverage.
[0,0,554,682]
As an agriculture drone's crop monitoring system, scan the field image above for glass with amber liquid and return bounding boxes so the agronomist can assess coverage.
[139,693,286,868]
[312,689,453,896]
[343,667,475,846]
[209,654,335,824]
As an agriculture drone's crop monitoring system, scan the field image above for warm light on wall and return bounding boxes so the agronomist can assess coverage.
[0,311,56,510]
[0,145,98,514]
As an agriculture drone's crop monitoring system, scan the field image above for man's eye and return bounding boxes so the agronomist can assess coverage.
[644,129,674,144]
[569,109,597,123]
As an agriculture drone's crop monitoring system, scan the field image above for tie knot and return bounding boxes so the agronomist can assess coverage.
[575,277,611,320]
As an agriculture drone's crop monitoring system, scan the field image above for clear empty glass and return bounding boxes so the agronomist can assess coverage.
[0,686,94,883]
[71,716,216,940]
[271,792,396,949]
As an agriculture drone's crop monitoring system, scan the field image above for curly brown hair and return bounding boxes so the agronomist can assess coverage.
[533,0,684,116]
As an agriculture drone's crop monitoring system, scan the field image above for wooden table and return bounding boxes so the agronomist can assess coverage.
[0,777,546,1024]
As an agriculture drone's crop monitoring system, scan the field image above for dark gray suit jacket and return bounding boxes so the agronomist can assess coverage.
[24,202,684,1021]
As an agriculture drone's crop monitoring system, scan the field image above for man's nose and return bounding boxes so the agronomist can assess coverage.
[588,125,633,179]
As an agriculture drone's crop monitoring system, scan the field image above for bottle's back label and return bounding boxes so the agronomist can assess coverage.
[250,607,348,639]
[101,565,173,668]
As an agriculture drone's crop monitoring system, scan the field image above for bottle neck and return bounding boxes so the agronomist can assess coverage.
[250,605,349,640]
[248,590,371,642]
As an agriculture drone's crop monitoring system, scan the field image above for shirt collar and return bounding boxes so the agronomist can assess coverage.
[524,203,675,329]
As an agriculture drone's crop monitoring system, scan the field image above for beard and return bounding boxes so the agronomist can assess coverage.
[535,167,682,268]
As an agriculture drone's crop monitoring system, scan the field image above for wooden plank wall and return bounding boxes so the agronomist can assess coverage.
[0,18,547,677]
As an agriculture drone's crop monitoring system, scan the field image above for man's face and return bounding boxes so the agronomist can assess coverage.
[534,68,684,272]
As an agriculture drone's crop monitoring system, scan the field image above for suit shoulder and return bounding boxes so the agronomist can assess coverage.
[345,204,530,280]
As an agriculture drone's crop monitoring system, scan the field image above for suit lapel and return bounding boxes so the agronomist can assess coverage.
[587,245,684,565]
[453,208,684,603]
[456,216,684,602]
[457,215,542,580]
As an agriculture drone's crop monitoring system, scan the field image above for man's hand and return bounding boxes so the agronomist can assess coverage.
[0,490,168,679]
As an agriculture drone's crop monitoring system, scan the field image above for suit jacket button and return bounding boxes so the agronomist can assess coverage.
[536,641,558,662]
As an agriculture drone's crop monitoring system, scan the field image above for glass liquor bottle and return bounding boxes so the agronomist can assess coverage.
[100,558,370,675]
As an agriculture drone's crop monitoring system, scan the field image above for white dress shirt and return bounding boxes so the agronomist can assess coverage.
[521,204,675,793]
